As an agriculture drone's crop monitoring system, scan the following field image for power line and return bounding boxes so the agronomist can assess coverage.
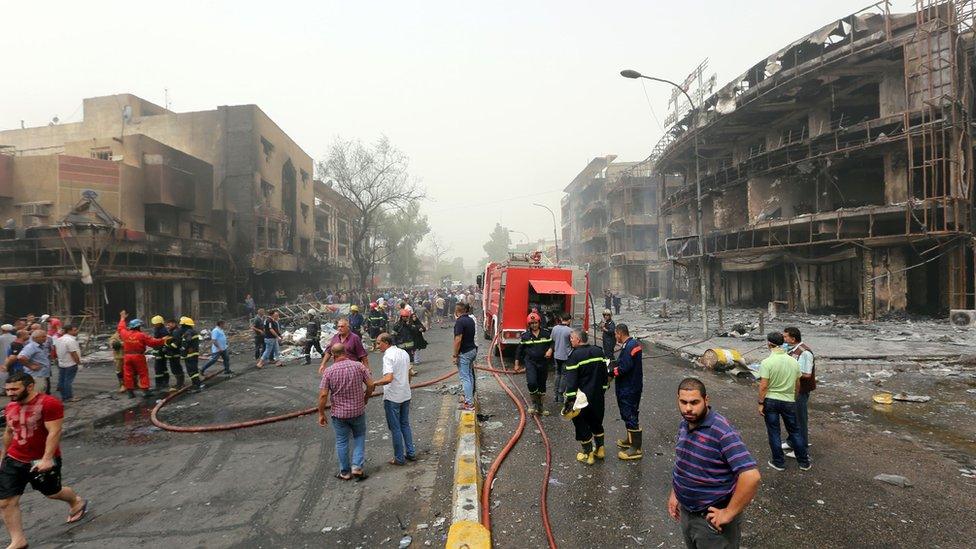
[422,188,562,214]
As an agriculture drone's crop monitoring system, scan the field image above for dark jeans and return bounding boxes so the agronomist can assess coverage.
[680,507,742,549]
[795,391,810,447]
[201,350,231,374]
[763,398,809,467]
[383,399,416,464]
[184,357,203,387]
[57,366,78,400]
[254,335,265,360]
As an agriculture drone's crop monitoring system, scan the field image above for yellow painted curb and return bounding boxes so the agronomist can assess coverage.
[448,408,491,548]
[446,520,492,549]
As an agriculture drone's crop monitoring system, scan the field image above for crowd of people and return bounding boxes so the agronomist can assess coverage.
[0,279,817,549]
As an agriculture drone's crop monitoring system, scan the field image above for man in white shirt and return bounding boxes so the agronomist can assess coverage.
[53,324,82,402]
[371,333,416,465]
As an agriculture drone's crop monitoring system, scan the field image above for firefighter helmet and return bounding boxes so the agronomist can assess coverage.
[151,315,164,325]
[179,316,195,327]
[350,305,360,312]
[527,313,541,324]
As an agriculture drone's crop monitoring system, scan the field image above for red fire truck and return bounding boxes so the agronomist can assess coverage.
[479,252,591,348]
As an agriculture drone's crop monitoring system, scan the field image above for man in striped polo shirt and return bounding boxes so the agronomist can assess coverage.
[669,378,761,549]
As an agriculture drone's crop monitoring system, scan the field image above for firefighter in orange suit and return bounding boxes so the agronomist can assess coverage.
[117,310,168,399]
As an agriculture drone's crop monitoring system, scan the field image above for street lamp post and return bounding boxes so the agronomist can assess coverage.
[621,69,708,337]
[532,203,560,263]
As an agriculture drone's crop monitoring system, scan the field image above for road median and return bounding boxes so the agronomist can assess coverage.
[445,409,491,549]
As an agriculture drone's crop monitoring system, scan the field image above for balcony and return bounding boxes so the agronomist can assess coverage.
[610,250,657,266]
[608,214,657,229]
[579,227,606,243]
[251,250,298,272]
[143,162,195,210]
[580,200,607,218]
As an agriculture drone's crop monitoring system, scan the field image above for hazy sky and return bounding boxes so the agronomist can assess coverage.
[2,0,916,266]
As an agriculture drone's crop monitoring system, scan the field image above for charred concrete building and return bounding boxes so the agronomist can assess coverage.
[659,1,976,319]
[562,155,669,297]
[0,94,352,325]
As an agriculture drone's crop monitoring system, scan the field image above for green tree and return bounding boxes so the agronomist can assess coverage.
[481,223,511,265]
[383,203,430,285]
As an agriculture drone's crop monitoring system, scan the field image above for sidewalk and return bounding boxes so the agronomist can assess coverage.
[614,299,976,370]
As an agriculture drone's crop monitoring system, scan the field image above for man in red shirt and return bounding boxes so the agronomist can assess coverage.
[1,372,88,548]
[117,310,168,398]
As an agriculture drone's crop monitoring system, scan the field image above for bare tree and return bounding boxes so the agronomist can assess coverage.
[426,233,451,266]
[317,136,425,289]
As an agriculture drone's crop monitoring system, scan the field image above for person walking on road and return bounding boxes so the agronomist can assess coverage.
[758,332,810,471]
[0,372,89,548]
[669,377,760,549]
[200,320,233,376]
[371,333,416,466]
[257,311,283,369]
[562,329,609,465]
[16,331,53,396]
[452,303,478,411]
[251,308,267,361]
[347,305,365,338]
[550,313,572,403]
[783,326,815,458]
[303,310,324,366]
[514,313,553,415]
[611,324,644,460]
[317,343,374,481]
[53,324,81,402]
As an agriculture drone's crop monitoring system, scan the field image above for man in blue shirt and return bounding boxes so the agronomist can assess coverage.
[670,377,760,549]
[611,323,644,460]
[17,330,52,395]
[452,303,477,411]
[201,320,233,376]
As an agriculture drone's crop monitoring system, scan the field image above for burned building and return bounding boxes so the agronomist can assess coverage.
[659,1,976,318]
[562,155,670,297]
[0,135,224,323]
[0,94,353,324]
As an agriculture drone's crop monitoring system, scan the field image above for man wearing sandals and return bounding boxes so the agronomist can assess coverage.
[1,372,88,548]
[318,343,375,481]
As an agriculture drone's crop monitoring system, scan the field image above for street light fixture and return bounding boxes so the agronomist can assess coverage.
[532,203,560,263]
[508,229,530,245]
[620,68,709,337]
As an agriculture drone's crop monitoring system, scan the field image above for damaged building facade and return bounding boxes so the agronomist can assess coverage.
[659,1,976,319]
[0,94,354,324]
[562,155,670,297]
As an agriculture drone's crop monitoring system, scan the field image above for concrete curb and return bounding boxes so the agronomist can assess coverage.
[445,409,491,548]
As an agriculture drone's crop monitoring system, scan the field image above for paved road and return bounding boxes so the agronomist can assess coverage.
[14,321,975,548]
[478,340,976,548]
[15,325,465,548]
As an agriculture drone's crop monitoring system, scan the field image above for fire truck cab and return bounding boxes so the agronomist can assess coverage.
[481,252,590,348]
